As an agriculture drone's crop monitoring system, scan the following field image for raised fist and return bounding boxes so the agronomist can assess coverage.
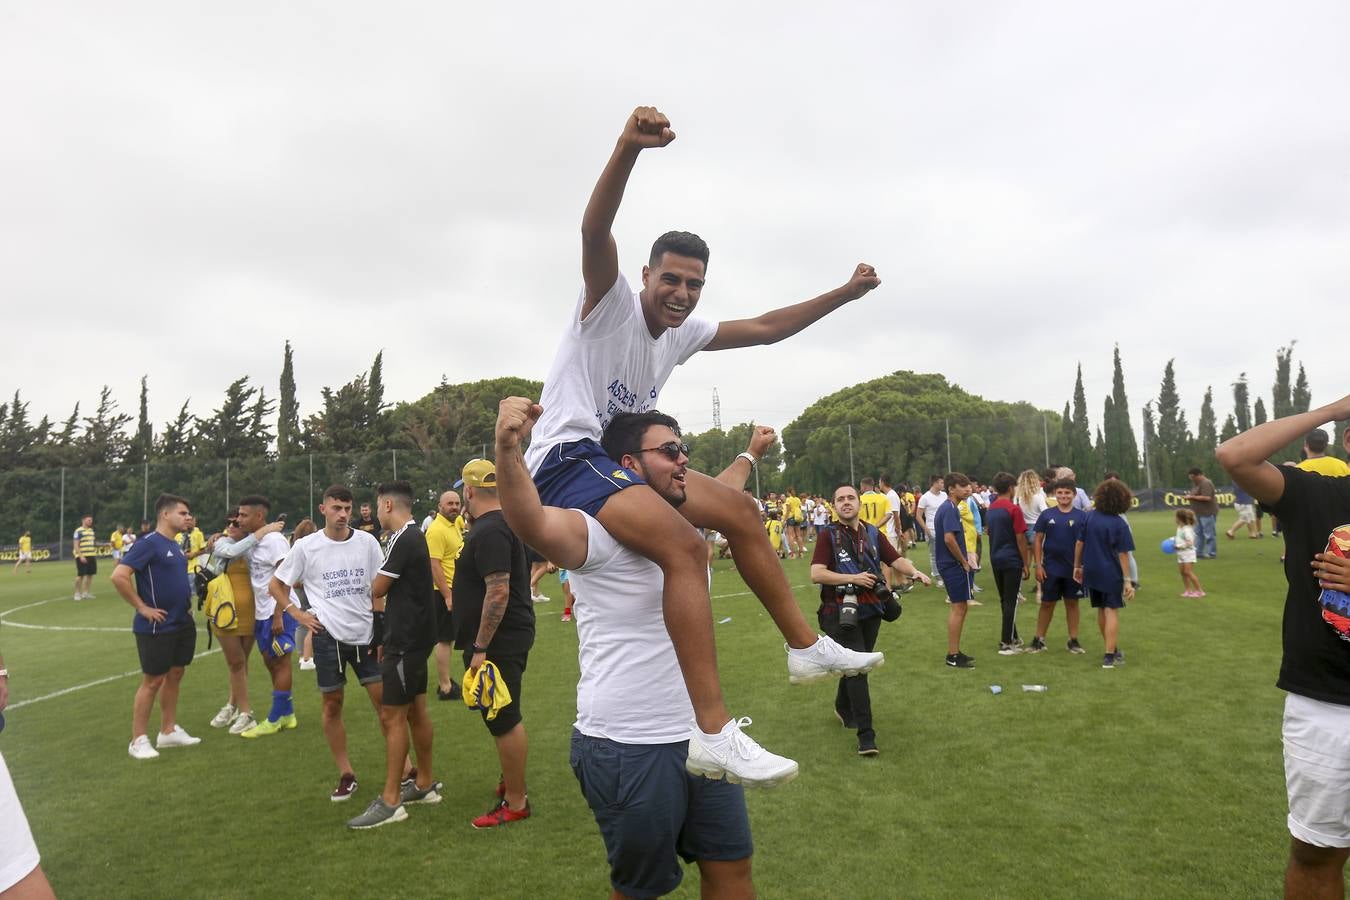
[746,425,776,460]
[496,397,544,451]
[621,106,676,150]
[842,263,881,301]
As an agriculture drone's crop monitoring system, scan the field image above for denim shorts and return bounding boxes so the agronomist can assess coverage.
[570,729,752,898]
[312,630,381,694]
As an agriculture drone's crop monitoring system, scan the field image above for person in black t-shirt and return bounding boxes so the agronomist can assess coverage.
[1217,394,1350,896]
[347,481,440,830]
[453,458,536,829]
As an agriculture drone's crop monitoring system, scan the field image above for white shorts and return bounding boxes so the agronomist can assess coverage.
[16,552,31,562]
[0,753,41,892]
[1176,549,1197,565]
[1284,693,1350,847]
[1235,503,1256,524]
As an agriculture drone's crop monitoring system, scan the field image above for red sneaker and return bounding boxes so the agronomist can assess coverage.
[472,798,531,829]
[331,772,358,802]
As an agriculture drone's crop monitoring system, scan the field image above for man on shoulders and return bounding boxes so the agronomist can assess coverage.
[1217,393,1350,898]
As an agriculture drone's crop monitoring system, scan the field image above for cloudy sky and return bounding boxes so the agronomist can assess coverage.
[3,2,1347,446]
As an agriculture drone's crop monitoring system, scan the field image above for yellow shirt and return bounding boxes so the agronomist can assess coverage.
[782,496,802,522]
[110,530,124,551]
[902,492,916,516]
[859,491,889,529]
[1298,457,1350,477]
[426,513,465,591]
[177,528,206,571]
[958,501,978,556]
[765,519,785,551]
[19,535,31,554]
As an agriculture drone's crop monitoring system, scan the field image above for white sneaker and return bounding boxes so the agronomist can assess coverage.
[299,657,316,671]
[228,712,257,735]
[128,735,159,760]
[686,717,798,788]
[786,635,884,684]
[210,703,238,728]
[73,593,83,601]
[156,724,202,748]
[531,593,551,603]
[85,592,96,599]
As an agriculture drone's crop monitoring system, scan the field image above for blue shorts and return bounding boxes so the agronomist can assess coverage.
[570,730,753,899]
[312,630,381,694]
[532,439,645,517]
[938,565,973,602]
[1041,575,1083,602]
[255,611,299,659]
[1089,588,1124,609]
[558,569,569,584]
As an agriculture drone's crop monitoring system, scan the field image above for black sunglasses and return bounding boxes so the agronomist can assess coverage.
[637,441,689,461]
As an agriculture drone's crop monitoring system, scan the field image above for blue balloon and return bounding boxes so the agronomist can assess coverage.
[1161,537,1176,554]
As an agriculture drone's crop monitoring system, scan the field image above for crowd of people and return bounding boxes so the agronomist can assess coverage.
[4,104,1350,899]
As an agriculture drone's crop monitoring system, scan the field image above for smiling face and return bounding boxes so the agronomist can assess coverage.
[622,424,689,508]
[833,485,860,524]
[639,252,705,335]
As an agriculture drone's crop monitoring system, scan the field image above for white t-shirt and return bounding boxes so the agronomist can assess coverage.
[1017,490,1048,530]
[568,512,694,744]
[274,529,383,644]
[917,489,948,535]
[523,274,719,473]
[122,533,137,550]
[0,753,40,894]
[247,532,291,619]
[812,503,829,526]
[883,489,902,543]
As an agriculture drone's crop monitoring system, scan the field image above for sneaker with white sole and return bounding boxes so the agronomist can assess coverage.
[400,779,444,805]
[786,635,884,684]
[210,703,238,729]
[228,712,257,735]
[156,724,202,748]
[685,717,799,788]
[347,797,408,830]
[128,735,159,760]
[331,773,358,802]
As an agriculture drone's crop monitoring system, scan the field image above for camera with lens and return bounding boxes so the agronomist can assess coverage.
[834,583,860,630]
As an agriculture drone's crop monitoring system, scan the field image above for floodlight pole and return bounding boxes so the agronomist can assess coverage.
[225,458,231,512]
[308,453,314,518]
[847,424,855,486]
[392,449,398,481]
[945,418,952,473]
[1042,415,1050,469]
[142,461,149,522]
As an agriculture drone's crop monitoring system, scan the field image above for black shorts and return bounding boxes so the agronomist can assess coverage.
[135,626,197,676]
[76,557,97,577]
[434,601,455,644]
[463,648,527,736]
[381,647,431,706]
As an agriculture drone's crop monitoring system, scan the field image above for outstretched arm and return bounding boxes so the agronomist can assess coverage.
[716,425,776,489]
[495,397,589,570]
[703,264,881,351]
[1216,394,1350,506]
[581,106,677,316]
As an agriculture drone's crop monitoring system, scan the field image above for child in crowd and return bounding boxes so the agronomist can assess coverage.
[1175,509,1206,597]
[1075,480,1137,669]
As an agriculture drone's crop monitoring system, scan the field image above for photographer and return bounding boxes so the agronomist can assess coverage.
[811,483,930,757]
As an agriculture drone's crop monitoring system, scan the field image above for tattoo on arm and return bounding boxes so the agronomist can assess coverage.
[475,572,511,647]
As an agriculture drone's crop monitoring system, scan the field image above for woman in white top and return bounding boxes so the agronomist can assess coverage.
[1014,469,1048,531]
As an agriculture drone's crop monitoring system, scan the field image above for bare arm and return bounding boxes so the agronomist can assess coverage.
[581,107,676,315]
[111,563,166,624]
[474,572,511,650]
[811,563,877,590]
[494,398,590,569]
[716,425,776,489]
[372,573,395,599]
[889,556,929,584]
[703,264,881,351]
[429,561,452,611]
[944,532,970,571]
[1216,395,1350,506]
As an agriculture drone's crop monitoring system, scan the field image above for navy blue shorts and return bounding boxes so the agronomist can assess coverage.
[312,630,381,694]
[532,439,645,517]
[1041,575,1083,602]
[1089,588,1125,609]
[570,730,753,898]
[938,564,973,602]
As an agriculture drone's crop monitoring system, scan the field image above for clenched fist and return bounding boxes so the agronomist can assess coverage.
[496,397,544,452]
[746,425,777,461]
[620,106,676,151]
[842,263,881,301]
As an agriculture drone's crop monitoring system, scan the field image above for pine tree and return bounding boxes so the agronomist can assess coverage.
[277,340,301,458]
[159,402,195,457]
[1068,364,1097,477]
[1273,344,1295,419]
[365,351,392,449]
[1103,346,1140,482]
[1141,402,1158,488]
[1254,398,1268,426]
[1219,414,1238,444]
[1155,360,1192,485]
[128,376,154,463]
[1195,387,1218,461]
[80,386,132,465]
[1294,364,1311,413]
[1232,373,1252,432]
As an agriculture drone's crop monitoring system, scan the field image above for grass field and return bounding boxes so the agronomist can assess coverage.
[1,510,1292,898]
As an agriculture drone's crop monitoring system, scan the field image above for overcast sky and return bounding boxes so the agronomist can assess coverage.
[3,2,1347,448]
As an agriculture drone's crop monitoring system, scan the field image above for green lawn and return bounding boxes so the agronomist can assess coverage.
[0,511,1291,898]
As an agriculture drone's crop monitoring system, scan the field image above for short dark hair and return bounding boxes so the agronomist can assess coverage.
[879,474,893,487]
[154,493,190,516]
[1307,429,1330,453]
[929,474,944,486]
[601,411,682,461]
[1050,478,1077,493]
[832,482,857,500]
[1187,466,1204,477]
[648,231,709,269]
[323,484,354,503]
[376,481,414,510]
[1104,471,1121,481]
[943,471,971,488]
[860,477,875,490]
[1093,479,1132,515]
[237,494,270,511]
[991,472,1016,494]
[1041,467,1058,483]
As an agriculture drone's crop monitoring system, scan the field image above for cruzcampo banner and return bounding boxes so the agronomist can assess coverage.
[1130,487,1238,513]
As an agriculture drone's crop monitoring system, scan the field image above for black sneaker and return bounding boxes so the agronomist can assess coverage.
[437,683,462,702]
[1102,653,1116,669]
[1113,649,1125,666]
[858,736,880,757]
[945,652,976,669]
[1028,637,1047,653]
[1066,638,1086,655]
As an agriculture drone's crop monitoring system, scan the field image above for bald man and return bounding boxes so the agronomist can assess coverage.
[426,490,465,700]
